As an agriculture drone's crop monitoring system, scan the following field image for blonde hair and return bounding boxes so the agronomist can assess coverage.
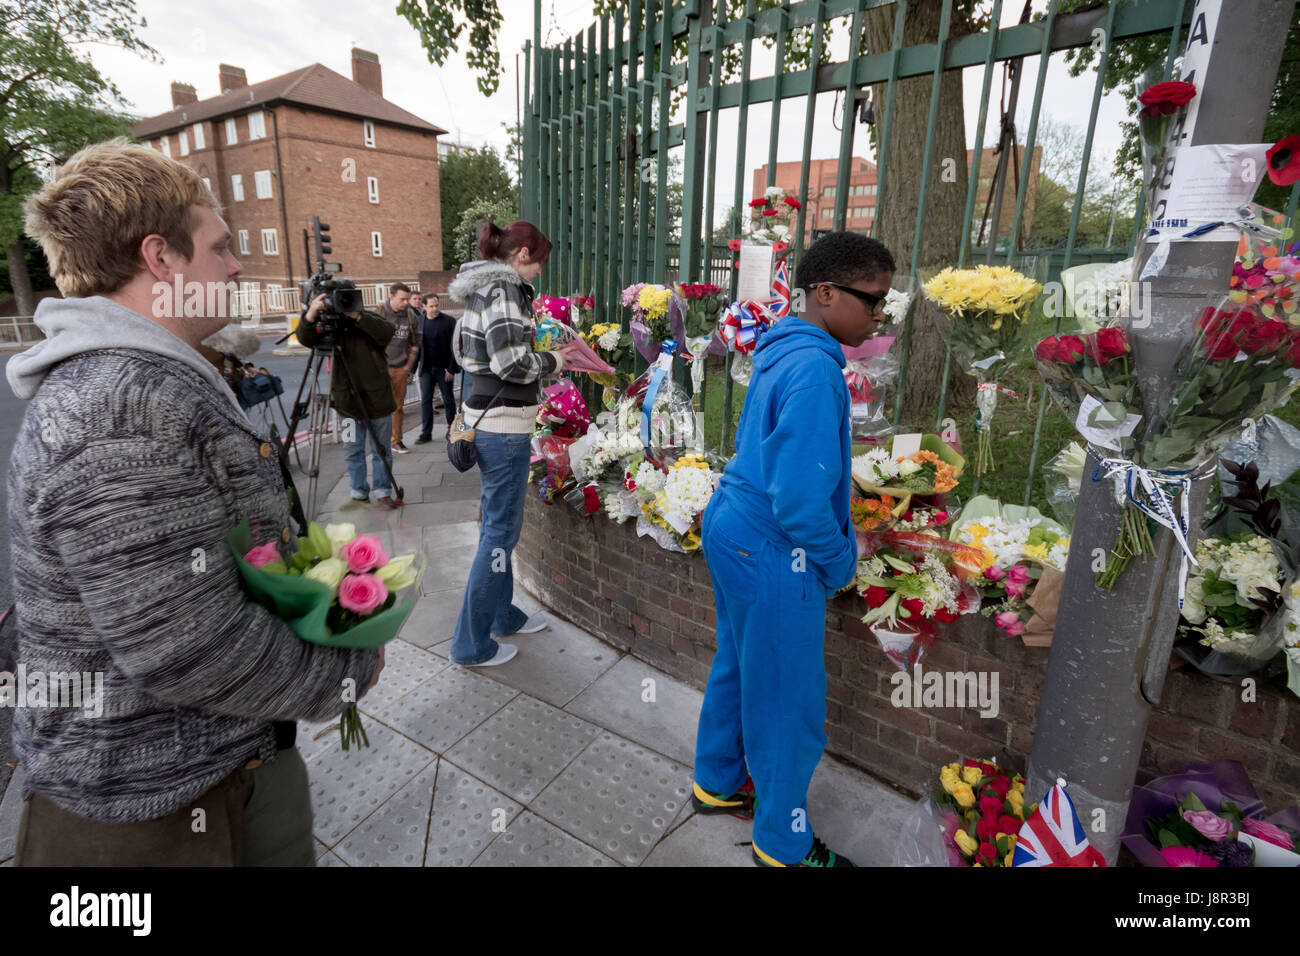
[24,138,220,298]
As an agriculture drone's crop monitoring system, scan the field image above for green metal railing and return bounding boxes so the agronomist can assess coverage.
[523,0,1300,499]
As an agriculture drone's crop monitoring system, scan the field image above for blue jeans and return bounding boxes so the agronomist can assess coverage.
[418,367,457,439]
[343,414,393,499]
[450,430,531,664]
[693,495,828,864]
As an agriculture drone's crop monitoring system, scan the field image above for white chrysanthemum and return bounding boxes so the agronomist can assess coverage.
[662,466,717,518]
[765,186,784,200]
[863,555,887,577]
[598,329,620,350]
[1046,541,1070,572]
[852,448,896,486]
[881,288,911,325]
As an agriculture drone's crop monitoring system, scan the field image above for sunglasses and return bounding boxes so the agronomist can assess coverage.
[822,282,885,314]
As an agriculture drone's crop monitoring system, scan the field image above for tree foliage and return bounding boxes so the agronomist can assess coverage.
[453,196,521,268]
[439,146,518,270]
[1,0,154,311]
[396,0,505,98]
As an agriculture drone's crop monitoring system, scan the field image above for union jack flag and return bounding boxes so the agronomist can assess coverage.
[769,258,791,319]
[1012,779,1107,867]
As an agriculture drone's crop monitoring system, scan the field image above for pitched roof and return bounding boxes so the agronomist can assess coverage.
[133,63,447,139]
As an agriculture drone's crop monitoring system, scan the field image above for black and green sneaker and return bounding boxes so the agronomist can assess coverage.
[691,778,758,820]
[752,835,856,867]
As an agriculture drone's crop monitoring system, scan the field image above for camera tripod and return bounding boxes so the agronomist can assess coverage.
[279,340,405,522]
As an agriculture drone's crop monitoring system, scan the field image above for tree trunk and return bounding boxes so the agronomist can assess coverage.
[6,241,35,317]
[865,1,975,425]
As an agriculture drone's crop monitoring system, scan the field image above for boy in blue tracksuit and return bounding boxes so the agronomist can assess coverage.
[692,232,895,867]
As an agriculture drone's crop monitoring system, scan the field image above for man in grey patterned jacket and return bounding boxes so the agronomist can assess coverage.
[3,139,383,866]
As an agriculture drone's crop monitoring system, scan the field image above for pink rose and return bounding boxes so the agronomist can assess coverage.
[1241,817,1296,850]
[1183,809,1234,843]
[1004,565,1032,599]
[245,542,282,569]
[994,611,1024,637]
[338,573,389,615]
[339,535,389,573]
[984,565,1006,582]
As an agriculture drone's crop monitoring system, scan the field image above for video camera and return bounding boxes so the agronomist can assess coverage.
[298,215,362,346]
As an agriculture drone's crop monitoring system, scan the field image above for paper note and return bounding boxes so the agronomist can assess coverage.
[1075,394,1141,451]
[737,241,774,300]
[1146,143,1270,244]
[891,432,922,460]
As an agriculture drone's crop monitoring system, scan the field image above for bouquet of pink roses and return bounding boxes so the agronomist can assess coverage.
[228,519,425,748]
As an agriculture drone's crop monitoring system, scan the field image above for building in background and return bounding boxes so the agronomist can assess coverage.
[751,146,1042,245]
[134,49,447,317]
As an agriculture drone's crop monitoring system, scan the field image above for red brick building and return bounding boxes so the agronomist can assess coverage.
[133,50,447,315]
[752,146,1042,242]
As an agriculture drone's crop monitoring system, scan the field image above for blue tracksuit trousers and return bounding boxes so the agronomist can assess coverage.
[694,496,829,864]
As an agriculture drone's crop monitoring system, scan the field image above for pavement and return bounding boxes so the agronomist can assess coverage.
[0,391,913,868]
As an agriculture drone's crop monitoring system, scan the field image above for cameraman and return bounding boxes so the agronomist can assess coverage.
[296,293,401,510]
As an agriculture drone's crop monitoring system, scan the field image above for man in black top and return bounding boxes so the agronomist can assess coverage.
[415,293,460,443]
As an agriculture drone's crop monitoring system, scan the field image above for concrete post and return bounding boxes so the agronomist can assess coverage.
[1026,0,1293,863]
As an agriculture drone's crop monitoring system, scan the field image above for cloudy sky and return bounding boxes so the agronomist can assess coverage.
[87,0,1139,228]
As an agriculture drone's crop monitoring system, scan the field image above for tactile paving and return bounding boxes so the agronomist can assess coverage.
[367,665,517,753]
[307,720,435,847]
[425,762,523,867]
[532,732,690,866]
[334,761,438,867]
[445,695,600,803]
[470,811,618,867]
[359,638,448,711]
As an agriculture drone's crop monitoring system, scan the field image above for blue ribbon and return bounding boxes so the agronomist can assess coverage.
[641,339,677,448]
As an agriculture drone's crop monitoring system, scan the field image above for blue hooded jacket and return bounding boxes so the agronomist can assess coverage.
[714,317,857,594]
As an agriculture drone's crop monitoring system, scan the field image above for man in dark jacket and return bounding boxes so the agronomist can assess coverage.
[415,294,460,443]
[296,303,401,509]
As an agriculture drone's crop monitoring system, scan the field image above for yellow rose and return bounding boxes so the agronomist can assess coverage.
[939,767,961,795]
[1007,789,1024,812]
[1004,850,1015,867]
[376,554,419,591]
[952,783,976,808]
[305,556,348,591]
[954,830,977,857]
[961,766,982,786]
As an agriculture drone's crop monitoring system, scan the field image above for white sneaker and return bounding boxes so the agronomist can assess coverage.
[510,614,549,635]
[462,643,517,667]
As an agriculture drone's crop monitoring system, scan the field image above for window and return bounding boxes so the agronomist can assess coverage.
[261,228,279,256]
[160,136,170,157]
[231,174,244,201]
[821,208,832,219]
[179,131,189,156]
[371,231,383,257]
[237,230,250,255]
[367,176,379,204]
[192,123,205,150]
[363,120,375,148]
[247,111,266,140]
[823,186,835,198]
[225,118,238,145]
[266,284,283,310]
[254,170,273,199]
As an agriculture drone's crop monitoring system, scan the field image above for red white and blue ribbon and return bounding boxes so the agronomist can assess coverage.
[769,257,791,319]
[721,300,775,354]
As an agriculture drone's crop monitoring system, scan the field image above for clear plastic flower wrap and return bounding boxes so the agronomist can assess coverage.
[891,797,964,867]
[1042,442,1086,530]
[923,265,1043,475]
[625,339,700,464]
[623,283,685,362]
[845,353,900,439]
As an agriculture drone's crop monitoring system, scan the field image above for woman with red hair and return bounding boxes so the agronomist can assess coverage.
[447,220,584,666]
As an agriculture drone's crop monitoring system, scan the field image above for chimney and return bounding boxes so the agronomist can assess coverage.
[218,64,247,94]
[351,48,382,97]
[171,82,198,108]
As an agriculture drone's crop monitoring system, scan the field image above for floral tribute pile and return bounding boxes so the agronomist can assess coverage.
[934,759,1034,868]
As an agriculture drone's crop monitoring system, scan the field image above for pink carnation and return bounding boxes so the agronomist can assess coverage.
[339,535,388,573]
[1004,565,1032,599]
[994,611,1024,637]
[245,542,282,569]
[338,573,388,615]
[1241,817,1296,850]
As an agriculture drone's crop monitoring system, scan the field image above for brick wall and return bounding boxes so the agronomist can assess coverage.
[515,494,1300,812]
